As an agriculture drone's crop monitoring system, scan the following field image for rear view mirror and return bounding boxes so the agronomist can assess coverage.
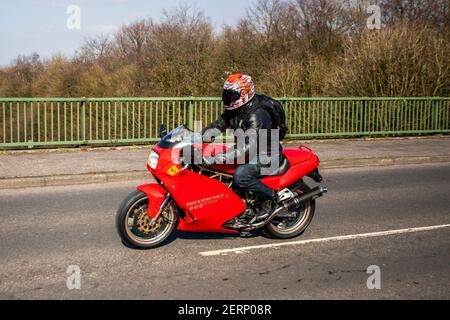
[159,124,168,138]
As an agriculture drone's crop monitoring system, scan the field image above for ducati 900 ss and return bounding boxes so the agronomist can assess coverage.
[116,125,327,249]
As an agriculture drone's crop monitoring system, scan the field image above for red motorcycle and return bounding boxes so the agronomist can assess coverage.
[116,125,327,249]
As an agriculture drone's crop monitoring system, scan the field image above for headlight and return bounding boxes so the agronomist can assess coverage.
[148,150,160,170]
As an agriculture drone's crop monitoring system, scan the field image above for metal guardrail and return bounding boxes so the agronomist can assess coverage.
[0,97,449,149]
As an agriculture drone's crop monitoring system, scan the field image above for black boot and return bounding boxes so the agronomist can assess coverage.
[257,193,279,220]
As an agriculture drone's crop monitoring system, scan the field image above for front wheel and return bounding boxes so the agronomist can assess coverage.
[263,183,316,239]
[116,190,178,249]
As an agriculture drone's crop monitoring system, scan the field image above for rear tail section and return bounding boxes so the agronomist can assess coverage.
[261,146,321,191]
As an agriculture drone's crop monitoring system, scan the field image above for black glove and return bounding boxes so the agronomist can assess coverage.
[202,156,216,166]
[213,152,228,165]
[203,153,229,166]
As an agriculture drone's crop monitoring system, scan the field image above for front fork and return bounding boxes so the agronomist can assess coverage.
[150,194,172,225]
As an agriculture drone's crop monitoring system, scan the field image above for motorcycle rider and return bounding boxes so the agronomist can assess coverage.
[202,74,283,220]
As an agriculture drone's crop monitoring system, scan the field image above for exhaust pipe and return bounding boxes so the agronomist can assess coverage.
[237,186,328,232]
[283,186,328,211]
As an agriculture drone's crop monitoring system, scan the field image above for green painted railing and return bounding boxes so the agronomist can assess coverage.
[0,97,449,149]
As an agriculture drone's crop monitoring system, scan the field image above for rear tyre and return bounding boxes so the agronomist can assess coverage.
[263,183,316,239]
[116,190,178,249]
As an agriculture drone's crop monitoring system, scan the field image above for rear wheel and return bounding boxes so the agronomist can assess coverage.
[263,183,316,239]
[116,190,178,249]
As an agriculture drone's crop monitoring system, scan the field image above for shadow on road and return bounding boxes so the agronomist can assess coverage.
[119,230,258,250]
[176,230,259,240]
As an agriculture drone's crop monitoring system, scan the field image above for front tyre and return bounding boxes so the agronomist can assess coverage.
[116,190,178,249]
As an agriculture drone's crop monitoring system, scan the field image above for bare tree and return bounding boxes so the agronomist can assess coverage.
[145,4,217,96]
[80,34,113,62]
[376,0,449,30]
[326,22,450,97]
[115,19,152,64]
[0,1,449,98]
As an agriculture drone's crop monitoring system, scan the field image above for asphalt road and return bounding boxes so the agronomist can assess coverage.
[0,163,449,300]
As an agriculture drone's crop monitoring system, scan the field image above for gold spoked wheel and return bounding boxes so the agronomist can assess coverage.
[135,207,162,235]
[116,190,179,249]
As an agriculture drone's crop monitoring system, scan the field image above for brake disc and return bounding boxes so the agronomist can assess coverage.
[134,207,161,235]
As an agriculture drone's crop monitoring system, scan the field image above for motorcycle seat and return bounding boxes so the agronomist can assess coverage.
[264,155,291,177]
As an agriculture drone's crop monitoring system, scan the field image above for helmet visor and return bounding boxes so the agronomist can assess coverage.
[222,89,241,107]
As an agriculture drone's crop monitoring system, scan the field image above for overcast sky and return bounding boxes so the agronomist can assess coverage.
[0,0,254,66]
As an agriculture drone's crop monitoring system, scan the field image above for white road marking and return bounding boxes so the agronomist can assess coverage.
[199,224,450,257]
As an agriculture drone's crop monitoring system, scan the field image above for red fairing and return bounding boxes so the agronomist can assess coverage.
[137,184,168,219]
[150,148,245,233]
[165,170,245,233]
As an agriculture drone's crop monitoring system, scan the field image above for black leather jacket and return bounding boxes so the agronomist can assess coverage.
[203,95,282,164]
